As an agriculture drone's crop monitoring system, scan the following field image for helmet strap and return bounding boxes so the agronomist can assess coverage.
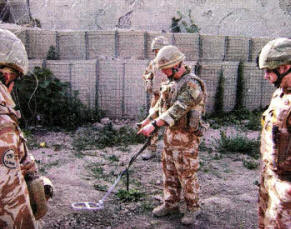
[273,68,291,88]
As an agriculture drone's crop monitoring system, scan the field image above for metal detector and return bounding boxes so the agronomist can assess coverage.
[71,136,152,210]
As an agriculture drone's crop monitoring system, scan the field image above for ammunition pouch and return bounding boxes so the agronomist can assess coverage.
[26,176,54,220]
[193,120,209,137]
[188,110,209,137]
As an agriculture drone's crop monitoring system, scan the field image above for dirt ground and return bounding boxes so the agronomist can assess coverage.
[28,124,261,229]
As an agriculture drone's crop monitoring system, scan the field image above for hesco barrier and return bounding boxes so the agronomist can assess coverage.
[8,28,273,62]
[27,59,273,119]
[173,33,199,61]
[26,30,57,59]
[6,27,277,118]
[57,31,86,60]
[87,31,116,59]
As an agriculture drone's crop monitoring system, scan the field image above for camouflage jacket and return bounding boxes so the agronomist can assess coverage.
[142,60,168,94]
[261,87,291,175]
[147,66,207,133]
[0,82,38,229]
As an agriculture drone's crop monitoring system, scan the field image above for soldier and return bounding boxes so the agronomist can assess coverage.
[0,29,52,229]
[257,38,291,228]
[138,45,208,225]
[140,36,169,160]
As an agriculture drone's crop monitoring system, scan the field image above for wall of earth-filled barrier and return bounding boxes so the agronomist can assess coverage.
[8,27,275,119]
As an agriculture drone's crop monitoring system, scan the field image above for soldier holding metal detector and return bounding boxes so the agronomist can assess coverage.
[140,35,169,160]
[138,45,208,225]
[0,29,53,229]
[257,38,291,228]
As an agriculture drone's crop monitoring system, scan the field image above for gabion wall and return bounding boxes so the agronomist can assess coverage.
[16,28,275,118]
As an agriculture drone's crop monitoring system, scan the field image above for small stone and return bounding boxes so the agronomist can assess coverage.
[101,117,111,125]
[156,179,162,185]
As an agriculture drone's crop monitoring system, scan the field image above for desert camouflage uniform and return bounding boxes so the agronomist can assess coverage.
[259,87,291,229]
[0,82,39,229]
[147,66,207,211]
[143,60,167,152]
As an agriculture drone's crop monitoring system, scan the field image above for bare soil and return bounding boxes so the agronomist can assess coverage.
[29,125,260,229]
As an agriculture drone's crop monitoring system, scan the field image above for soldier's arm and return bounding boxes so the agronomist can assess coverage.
[146,96,160,120]
[159,80,203,127]
[142,61,155,93]
[142,61,154,80]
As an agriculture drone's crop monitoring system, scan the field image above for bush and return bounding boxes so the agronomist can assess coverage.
[208,108,262,130]
[216,131,260,159]
[170,10,200,33]
[13,67,102,130]
[72,123,146,151]
[214,70,225,116]
[46,46,59,60]
[243,159,259,170]
[116,189,145,202]
[245,111,262,131]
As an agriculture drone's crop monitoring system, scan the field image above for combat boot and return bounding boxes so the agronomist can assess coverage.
[152,204,179,217]
[181,208,201,225]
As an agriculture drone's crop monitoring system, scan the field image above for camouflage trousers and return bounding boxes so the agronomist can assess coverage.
[162,128,200,211]
[0,128,38,229]
[148,131,158,152]
[258,168,291,229]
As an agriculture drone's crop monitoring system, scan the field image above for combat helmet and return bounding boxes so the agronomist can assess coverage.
[0,28,28,76]
[154,45,185,70]
[151,36,169,51]
[258,38,291,87]
[258,38,291,70]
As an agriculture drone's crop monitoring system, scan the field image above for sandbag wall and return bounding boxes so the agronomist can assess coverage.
[12,28,275,119]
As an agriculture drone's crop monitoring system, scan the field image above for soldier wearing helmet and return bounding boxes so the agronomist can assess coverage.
[258,38,291,228]
[138,45,208,225]
[0,29,52,229]
[139,36,169,160]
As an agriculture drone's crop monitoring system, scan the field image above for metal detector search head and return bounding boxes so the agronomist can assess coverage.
[71,200,104,210]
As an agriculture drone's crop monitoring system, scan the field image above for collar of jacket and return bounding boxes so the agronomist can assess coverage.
[169,65,191,82]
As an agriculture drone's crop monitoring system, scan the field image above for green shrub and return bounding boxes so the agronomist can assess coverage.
[46,46,59,60]
[234,61,245,110]
[170,10,200,33]
[108,155,119,162]
[73,123,146,151]
[208,108,262,130]
[216,131,260,159]
[245,111,262,131]
[214,70,224,116]
[13,67,102,130]
[243,158,259,170]
[116,189,145,202]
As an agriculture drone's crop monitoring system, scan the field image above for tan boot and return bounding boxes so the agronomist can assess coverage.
[181,208,201,225]
[152,204,179,217]
[141,150,156,160]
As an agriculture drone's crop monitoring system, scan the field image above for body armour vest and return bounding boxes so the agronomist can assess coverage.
[159,71,207,134]
[261,88,291,175]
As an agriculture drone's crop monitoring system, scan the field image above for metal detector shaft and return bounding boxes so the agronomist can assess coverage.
[72,136,152,210]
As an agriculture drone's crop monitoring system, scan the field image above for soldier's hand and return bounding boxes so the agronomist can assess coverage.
[136,119,151,129]
[137,123,155,137]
